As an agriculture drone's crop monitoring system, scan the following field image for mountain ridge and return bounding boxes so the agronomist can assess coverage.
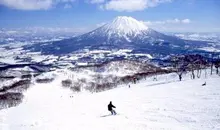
[27,16,204,55]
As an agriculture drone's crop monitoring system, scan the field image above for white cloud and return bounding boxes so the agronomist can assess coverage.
[182,19,191,23]
[144,21,153,25]
[1,0,172,11]
[0,0,76,10]
[96,22,107,27]
[166,18,180,23]
[104,0,147,12]
[144,18,191,25]
[91,0,172,12]
[143,18,192,32]
[90,0,105,4]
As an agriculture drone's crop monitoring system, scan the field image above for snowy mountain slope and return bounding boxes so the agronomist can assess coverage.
[0,28,79,45]
[0,72,220,130]
[173,32,220,43]
[28,16,187,55]
[99,16,149,35]
[171,32,220,52]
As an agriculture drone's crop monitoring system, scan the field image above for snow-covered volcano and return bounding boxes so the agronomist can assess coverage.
[79,16,183,44]
[28,16,187,55]
[99,16,149,36]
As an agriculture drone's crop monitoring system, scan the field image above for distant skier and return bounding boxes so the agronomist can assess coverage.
[108,101,116,115]
[179,74,182,81]
[129,85,131,88]
[202,82,206,86]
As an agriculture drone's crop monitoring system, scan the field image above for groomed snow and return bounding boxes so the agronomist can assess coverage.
[0,73,220,130]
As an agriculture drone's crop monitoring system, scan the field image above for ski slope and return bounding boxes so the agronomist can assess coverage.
[0,73,220,130]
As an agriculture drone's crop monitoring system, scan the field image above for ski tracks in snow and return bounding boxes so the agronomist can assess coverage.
[0,74,220,130]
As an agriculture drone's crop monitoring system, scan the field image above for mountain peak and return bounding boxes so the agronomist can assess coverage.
[101,16,149,35]
[30,16,187,55]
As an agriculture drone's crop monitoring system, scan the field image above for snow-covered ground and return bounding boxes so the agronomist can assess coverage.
[198,46,220,52]
[0,72,220,130]
[173,33,220,43]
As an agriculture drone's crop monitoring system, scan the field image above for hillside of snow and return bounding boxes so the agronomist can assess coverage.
[0,71,219,130]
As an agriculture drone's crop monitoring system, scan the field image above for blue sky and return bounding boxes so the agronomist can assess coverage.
[0,0,219,32]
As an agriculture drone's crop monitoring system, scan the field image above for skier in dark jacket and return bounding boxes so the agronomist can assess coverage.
[108,101,116,115]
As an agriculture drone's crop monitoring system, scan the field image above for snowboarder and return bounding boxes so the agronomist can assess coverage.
[108,101,116,115]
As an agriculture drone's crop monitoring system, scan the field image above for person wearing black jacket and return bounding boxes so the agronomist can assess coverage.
[108,101,116,115]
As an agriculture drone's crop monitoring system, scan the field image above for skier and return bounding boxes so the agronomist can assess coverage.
[179,74,182,81]
[108,101,116,115]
